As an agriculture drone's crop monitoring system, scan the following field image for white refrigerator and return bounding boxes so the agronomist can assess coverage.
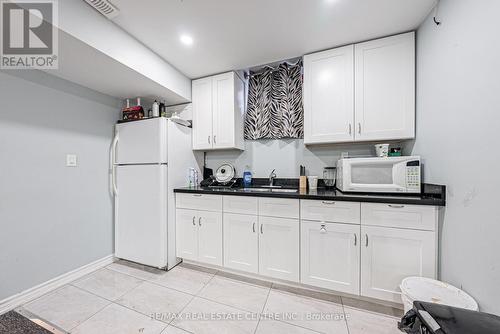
[110,117,202,269]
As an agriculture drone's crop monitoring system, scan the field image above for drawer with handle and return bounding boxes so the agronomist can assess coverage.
[300,200,360,224]
[176,193,223,212]
[361,203,438,231]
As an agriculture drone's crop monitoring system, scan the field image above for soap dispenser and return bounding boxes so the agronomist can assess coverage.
[243,165,252,188]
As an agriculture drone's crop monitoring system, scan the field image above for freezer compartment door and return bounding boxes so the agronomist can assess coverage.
[115,164,167,268]
[115,118,167,164]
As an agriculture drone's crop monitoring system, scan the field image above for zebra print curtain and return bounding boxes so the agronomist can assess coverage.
[244,61,303,140]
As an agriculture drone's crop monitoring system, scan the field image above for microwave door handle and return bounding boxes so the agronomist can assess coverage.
[393,161,407,189]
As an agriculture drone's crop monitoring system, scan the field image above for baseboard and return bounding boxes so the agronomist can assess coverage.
[0,254,115,315]
[183,259,404,310]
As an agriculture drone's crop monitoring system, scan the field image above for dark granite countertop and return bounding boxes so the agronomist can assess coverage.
[174,183,446,206]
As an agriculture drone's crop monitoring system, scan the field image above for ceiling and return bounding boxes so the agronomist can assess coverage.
[110,0,437,79]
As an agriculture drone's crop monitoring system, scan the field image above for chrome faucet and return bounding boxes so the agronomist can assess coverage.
[269,169,277,186]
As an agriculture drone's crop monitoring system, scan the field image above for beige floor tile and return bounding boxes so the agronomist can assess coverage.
[263,290,348,334]
[22,285,109,331]
[72,303,166,334]
[161,325,193,334]
[117,282,192,321]
[171,297,258,334]
[198,276,270,313]
[345,307,401,334]
[149,267,214,295]
[255,319,321,333]
[73,268,143,301]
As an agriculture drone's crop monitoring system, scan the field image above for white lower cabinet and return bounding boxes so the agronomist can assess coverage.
[223,213,259,273]
[176,194,439,305]
[176,209,198,261]
[176,208,222,266]
[259,216,299,282]
[198,211,223,266]
[301,221,360,295]
[360,225,436,303]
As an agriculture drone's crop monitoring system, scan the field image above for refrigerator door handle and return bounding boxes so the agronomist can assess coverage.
[110,132,119,196]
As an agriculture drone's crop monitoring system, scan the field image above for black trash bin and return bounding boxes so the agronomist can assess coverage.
[399,301,500,334]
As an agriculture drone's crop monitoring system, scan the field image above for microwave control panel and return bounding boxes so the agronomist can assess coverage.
[406,160,421,191]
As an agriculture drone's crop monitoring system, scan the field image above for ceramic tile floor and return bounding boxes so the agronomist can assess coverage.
[18,261,404,334]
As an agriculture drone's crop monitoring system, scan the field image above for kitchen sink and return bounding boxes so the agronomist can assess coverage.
[243,188,271,192]
[271,188,298,193]
[243,187,298,193]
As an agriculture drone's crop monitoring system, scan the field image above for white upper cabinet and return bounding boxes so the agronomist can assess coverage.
[355,32,415,141]
[192,77,213,150]
[303,32,415,144]
[304,45,355,144]
[192,72,245,151]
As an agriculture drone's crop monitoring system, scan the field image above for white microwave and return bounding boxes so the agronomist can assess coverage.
[336,156,421,193]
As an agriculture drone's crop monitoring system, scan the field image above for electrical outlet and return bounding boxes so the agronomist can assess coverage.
[66,154,77,167]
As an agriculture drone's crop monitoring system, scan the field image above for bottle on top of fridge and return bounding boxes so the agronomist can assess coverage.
[152,100,160,117]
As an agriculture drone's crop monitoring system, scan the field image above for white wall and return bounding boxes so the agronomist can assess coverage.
[0,70,120,301]
[410,0,500,314]
[206,139,375,178]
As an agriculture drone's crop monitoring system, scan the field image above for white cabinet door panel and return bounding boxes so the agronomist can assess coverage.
[192,77,213,150]
[198,211,223,266]
[361,225,436,303]
[175,209,198,262]
[355,32,415,141]
[301,221,360,295]
[212,72,236,149]
[223,213,259,273]
[259,217,299,282]
[304,45,354,144]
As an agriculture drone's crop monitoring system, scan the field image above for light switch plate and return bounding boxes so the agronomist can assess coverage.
[66,154,78,167]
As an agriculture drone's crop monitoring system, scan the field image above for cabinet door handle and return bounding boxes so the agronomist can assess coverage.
[260,224,263,234]
[365,234,369,247]
[208,136,211,144]
[198,217,202,227]
[388,204,405,209]
[192,216,196,226]
[358,123,361,134]
[348,124,352,135]
[253,222,256,233]
[320,224,327,234]
[354,233,357,246]
[214,135,217,144]
[193,194,202,197]
[322,201,335,205]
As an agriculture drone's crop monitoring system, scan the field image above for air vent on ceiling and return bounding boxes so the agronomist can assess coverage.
[84,0,120,19]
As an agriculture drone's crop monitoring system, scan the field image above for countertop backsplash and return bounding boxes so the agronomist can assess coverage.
[205,139,403,178]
